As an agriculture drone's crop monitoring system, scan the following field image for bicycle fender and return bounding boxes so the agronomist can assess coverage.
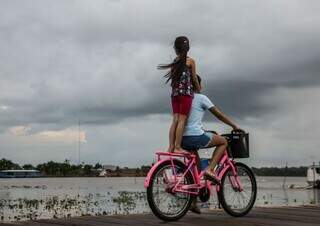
[144,159,185,188]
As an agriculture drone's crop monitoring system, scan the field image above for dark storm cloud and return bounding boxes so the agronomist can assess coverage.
[1,0,320,130]
[136,48,320,120]
[203,59,320,119]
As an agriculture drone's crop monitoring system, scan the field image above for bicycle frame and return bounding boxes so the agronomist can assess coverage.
[144,149,244,196]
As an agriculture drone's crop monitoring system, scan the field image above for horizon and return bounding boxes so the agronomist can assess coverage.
[1,157,319,169]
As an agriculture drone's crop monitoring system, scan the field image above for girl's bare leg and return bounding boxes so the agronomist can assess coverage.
[174,114,188,153]
[167,114,179,152]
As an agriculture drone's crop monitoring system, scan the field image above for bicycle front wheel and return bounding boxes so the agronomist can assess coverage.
[218,162,257,217]
[146,160,194,221]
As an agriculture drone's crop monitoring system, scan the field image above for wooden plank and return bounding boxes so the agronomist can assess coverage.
[39,218,122,226]
[253,207,320,219]
[242,213,319,226]
[11,221,65,226]
[1,206,319,226]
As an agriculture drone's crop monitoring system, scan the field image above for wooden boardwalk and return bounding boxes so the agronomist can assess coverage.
[1,206,319,226]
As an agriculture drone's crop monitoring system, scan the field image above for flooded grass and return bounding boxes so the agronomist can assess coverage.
[0,189,149,221]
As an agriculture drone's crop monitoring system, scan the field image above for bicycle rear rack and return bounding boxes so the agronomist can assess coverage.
[156,152,196,165]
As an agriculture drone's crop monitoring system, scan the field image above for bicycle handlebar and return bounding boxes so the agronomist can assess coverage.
[205,129,246,135]
[231,129,246,134]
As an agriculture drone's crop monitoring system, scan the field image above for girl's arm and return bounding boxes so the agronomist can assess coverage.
[189,58,201,93]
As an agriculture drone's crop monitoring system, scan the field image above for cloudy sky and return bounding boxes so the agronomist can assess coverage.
[0,0,320,167]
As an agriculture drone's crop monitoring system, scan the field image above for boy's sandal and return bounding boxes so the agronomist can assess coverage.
[189,205,201,214]
[204,172,221,185]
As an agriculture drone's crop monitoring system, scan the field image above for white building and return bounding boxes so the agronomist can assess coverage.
[98,165,117,177]
[307,164,320,187]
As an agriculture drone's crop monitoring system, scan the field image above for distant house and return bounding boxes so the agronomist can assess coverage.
[98,165,117,177]
[0,170,41,178]
[103,165,117,171]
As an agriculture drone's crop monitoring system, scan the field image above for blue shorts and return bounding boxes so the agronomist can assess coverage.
[181,132,214,151]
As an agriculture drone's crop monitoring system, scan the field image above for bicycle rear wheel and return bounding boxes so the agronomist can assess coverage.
[146,160,195,221]
[218,162,257,217]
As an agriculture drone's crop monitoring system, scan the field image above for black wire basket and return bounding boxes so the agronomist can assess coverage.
[222,131,249,158]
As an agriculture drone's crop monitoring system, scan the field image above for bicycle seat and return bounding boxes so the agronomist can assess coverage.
[172,151,193,157]
[204,130,218,134]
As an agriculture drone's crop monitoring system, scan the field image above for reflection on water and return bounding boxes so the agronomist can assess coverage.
[308,189,320,205]
[0,177,318,222]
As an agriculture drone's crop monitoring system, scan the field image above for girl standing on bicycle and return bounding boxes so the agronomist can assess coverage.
[158,36,201,153]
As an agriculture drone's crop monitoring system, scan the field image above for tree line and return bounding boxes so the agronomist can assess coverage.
[0,158,308,177]
[252,166,308,177]
[0,158,151,177]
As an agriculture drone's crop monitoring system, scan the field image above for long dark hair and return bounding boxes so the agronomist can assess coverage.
[158,36,190,85]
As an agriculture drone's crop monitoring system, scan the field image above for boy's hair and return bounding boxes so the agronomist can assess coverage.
[196,74,202,85]
[193,74,202,92]
[158,36,190,85]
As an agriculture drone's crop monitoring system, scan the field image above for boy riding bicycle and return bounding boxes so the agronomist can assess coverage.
[181,75,243,213]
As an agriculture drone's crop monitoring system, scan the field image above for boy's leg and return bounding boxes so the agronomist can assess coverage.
[168,114,179,152]
[189,198,201,214]
[205,134,228,175]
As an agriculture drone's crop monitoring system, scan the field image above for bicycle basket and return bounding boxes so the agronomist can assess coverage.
[222,131,249,158]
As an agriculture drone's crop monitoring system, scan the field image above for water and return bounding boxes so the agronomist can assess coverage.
[255,177,319,206]
[0,177,319,222]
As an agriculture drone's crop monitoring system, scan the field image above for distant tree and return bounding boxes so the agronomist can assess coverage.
[252,166,308,177]
[135,168,141,176]
[36,163,46,174]
[141,165,151,173]
[0,158,21,170]
[46,161,58,176]
[22,164,35,170]
[61,161,71,177]
[115,166,121,177]
[94,163,102,169]
[83,164,93,176]
[36,161,64,176]
[69,164,82,176]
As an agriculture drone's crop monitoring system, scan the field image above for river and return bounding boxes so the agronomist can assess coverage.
[0,176,319,222]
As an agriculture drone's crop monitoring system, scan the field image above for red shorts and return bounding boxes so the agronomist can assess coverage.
[171,95,193,116]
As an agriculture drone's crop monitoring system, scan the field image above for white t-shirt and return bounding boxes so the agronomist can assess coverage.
[183,94,215,136]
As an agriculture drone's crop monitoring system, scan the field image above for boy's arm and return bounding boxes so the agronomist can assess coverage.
[209,106,240,130]
[189,58,201,93]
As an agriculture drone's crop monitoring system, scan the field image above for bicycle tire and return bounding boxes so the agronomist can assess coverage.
[218,162,257,217]
[146,159,195,221]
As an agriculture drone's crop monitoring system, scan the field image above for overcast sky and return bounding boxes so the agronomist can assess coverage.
[0,0,320,167]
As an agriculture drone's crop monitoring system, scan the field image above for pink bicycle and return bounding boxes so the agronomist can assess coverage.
[144,130,257,221]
